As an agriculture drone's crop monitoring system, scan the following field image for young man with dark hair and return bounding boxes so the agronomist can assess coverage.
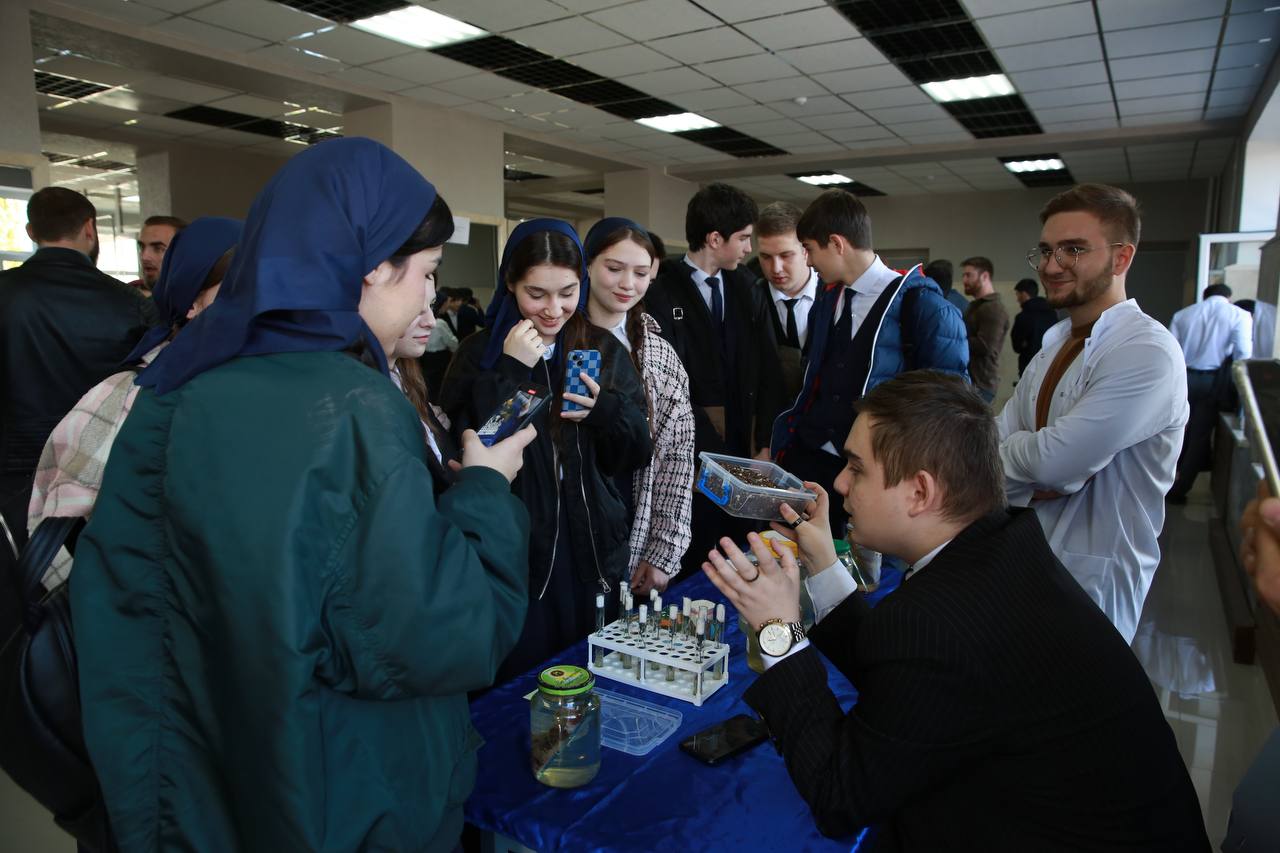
[0,187,157,545]
[999,183,1188,643]
[923,258,966,314]
[768,188,969,531]
[1010,277,1056,376]
[646,182,786,574]
[136,214,188,295]
[1167,282,1253,503]
[704,370,1209,852]
[753,201,817,404]
[960,255,1009,404]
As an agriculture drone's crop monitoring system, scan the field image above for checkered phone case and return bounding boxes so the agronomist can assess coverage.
[563,349,601,411]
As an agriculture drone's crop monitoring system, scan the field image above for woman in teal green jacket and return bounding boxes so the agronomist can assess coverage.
[70,138,535,852]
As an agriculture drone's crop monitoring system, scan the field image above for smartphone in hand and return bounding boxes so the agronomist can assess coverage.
[478,383,550,447]
[563,349,601,412]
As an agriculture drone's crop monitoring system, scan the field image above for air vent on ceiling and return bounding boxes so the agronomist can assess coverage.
[166,105,341,144]
[676,127,787,158]
[275,0,407,24]
[35,70,111,100]
[831,0,1041,139]
[432,35,550,71]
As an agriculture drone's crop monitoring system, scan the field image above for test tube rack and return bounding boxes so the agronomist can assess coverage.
[586,619,729,707]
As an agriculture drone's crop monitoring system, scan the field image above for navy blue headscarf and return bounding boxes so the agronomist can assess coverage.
[480,218,587,372]
[123,216,242,365]
[582,217,651,268]
[138,137,437,394]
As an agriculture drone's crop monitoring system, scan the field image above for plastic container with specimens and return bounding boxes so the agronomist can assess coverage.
[696,452,816,521]
[530,665,601,788]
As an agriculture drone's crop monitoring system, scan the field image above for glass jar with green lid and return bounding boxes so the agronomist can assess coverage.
[530,664,601,788]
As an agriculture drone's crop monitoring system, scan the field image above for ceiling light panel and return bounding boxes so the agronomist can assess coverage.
[635,112,720,133]
[920,73,1014,103]
[352,6,486,49]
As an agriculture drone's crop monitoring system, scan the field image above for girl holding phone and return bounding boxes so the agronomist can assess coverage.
[440,219,652,682]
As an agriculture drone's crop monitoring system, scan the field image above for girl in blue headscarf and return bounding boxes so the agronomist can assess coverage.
[70,138,535,853]
[439,219,652,684]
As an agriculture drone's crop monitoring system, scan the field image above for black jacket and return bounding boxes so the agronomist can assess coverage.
[0,247,157,477]
[745,509,1209,853]
[1010,296,1058,375]
[644,258,787,456]
[438,328,651,593]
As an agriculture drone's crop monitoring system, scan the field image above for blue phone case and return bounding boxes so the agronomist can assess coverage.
[563,349,601,411]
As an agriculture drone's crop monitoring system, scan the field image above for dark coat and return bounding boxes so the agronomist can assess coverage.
[644,258,787,456]
[438,327,651,593]
[0,247,156,478]
[72,351,531,852]
[1011,296,1058,375]
[745,509,1210,853]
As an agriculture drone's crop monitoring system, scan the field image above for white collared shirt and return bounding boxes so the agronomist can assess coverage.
[833,255,901,339]
[684,255,724,322]
[770,268,819,348]
[1169,295,1253,370]
[608,318,630,351]
[997,299,1189,644]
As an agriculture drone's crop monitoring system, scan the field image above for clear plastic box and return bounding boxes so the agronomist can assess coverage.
[696,452,817,521]
[596,687,683,756]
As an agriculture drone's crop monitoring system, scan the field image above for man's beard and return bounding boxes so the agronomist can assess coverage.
[1045,266,1111,310]
[89,237,100,265]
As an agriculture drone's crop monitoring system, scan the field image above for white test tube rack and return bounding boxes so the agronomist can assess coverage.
[587,618,729,707]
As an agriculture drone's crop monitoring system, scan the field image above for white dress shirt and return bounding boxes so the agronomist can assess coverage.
[760,537,952,670]
[997,299,1189,644]
[1169,295,1253,369]
[683,255,724,322]
[833,255,902,340]
[770,268,819,348]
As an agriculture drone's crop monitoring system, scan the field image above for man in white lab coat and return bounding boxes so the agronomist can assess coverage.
[997,184,1189,644]
[1166,283,1253,502]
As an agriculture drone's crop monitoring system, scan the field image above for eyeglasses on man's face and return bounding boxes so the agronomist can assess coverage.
[1025,243,1125,272]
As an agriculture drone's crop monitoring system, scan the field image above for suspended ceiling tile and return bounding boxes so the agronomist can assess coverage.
[975,2,1096,48]
[585,0,720,41]
[1212,65,1266,91]
[1204,104,1249,119]
[148,17,271,51]
[961,0,1061,16]
[1010,62,1109,92]
[821,124,897,142]
[1104,19,1223,59]
[812,64,913,95]
[650,27,761,64]
[691,0,826,23]
[617,67,718,96]
[426,0,572,32]
[510,17,630,57]
[769,94,849,117]
[774,40,887,76]
[490,90,579,116]
[697,54,797,86]
[736,6,861,51]
[1207,86,1257,108]
[330,65,419,92]
[190,0,330,42]
[994,35,1103,71]
[667,87,753,111]
[396,85,471,107]
[289,26,414,66]
[206,94,295,118]
[35,56,142,88]
[1114,72,1211,100]
[1097,0,1226,29]
[86,88,187,115]
[569,43,680,77]
[133,0,212,12]
[1108,48,1216,81]
[729,119,806,137]
[1022,83,1114,109]
[864,102,951,125]
[701,103,787,125]
[434,72,531,100]
[1040,116,1121,132]
[794,111,876,131]
[62,0,171,24]
[841,86,932,110]
[1117,93,1207,116]
[364,51,477,85]
[737,75,828,103]
[129,76,238,104]
[1223,10,1280,44]
[250,44,345,74]
[1216,41,1276,68]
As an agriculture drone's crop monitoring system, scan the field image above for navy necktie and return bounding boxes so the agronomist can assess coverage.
[707,276,724,336]
[783,298,801,348]
[835,287,854,339]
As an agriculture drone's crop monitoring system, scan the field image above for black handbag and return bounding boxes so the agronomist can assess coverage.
[0,514,115,852]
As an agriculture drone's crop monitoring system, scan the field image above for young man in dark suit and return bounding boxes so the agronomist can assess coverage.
[703,371,1209,852]
[645,182,786,573]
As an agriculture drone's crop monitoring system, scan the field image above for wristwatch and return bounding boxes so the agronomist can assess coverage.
[757,619,806,657]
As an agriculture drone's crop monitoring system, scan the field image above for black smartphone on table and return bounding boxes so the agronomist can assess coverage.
[1234,360,1280,496]
[679,714,769,766]
[477,382,550,447]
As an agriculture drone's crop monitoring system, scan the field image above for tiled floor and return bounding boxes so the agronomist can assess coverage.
[1132,479,1279,847]
[2,479,1276,851]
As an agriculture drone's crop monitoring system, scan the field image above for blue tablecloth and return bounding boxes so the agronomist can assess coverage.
[465,568,902,852]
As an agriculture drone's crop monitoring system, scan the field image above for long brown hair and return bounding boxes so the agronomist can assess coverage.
[396,357,448,455]
[584,224,657,379]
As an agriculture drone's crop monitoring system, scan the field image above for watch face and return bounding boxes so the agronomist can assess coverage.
[759,622,792,657]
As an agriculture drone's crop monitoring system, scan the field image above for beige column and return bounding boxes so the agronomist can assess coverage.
[0,0,49,189]
[604,168,697,251]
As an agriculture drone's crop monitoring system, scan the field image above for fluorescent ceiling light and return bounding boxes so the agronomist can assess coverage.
[795,173,853,186]
[352,7,486,50]
[921,73,1015,103]
[634,112,720,133]
[1004,158,1065,173]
